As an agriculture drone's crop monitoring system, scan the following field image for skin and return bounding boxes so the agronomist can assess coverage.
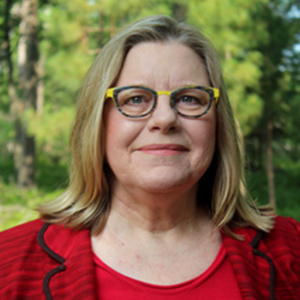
[92,42,222,285]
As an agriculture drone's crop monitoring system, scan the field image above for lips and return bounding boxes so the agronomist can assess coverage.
[137,144,188,156]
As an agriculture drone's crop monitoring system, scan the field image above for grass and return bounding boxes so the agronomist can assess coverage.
[0,156,68,231]
[0,183,64,230]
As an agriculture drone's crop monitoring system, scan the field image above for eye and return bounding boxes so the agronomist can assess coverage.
[174,89,209,108]
[125,96,145,105]
[118,88,154,106]
[176,95,206,106]
[179,96,200,104]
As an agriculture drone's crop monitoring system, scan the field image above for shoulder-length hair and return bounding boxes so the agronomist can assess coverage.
[38,15,274,238]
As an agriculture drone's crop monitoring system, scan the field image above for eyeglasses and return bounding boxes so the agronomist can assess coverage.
[105,85,219,118]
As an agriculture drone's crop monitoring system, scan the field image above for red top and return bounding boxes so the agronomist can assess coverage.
[1,216,300,299]
[93,244,242,300]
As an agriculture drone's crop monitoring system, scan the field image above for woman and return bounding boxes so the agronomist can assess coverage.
[1,15,299,300]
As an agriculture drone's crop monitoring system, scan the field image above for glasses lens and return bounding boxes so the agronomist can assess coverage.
[116,87,155,117]
[173,88,211,116]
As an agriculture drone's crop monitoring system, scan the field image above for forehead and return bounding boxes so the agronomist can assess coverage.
[116,42,210,89]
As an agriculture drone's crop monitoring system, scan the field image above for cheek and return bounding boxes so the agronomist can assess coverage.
[104,105,125,163]
[187,113,216,146]
[187,117,217,164]
[104,103,129,145]
[192,135,215,169]
[104,106,144,160]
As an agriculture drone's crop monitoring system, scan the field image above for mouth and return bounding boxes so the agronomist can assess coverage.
[137,144,188,156]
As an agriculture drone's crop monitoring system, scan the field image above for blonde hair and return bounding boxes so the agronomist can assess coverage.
[39,15,274,237]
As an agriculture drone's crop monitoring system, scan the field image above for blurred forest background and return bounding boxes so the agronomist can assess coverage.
[0,0,300,231]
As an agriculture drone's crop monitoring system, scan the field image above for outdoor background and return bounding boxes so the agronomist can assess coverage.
[0,0,300,231]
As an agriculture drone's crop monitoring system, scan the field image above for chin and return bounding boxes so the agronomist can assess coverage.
[134,173,195,194]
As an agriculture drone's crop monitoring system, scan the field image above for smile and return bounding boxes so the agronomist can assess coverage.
[138,144,188,156]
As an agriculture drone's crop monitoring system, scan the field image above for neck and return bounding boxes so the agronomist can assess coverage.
[99,180,212,240]
[91,182,222,286]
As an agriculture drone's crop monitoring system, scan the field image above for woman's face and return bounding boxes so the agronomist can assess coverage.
[104,42,216,196]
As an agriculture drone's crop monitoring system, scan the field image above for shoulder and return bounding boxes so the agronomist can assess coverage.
[258,216,300,258]
[0,219,46,296]
[274,215,300,232]
[225,216,300,256]
[234,215,300,264]
[0,219,90,258]
[0,219,92,298]
[224,216,300,298]
[0,219,48,274]
[235,215,300,243]
[0,219,44,252]
[265,215,300,243]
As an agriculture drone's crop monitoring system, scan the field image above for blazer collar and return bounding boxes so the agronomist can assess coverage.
[222,227,275,300]
[38,222,276,300]
[38,223,97,300]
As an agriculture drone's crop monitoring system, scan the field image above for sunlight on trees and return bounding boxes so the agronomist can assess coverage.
[0,0,299,229]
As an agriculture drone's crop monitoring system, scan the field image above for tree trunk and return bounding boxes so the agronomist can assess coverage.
[36,55,44,115]
[3,0,23,169]
[266,120,276,208]
[14,0,39,187]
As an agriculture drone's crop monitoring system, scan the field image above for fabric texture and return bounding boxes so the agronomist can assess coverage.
[0,216,300,300]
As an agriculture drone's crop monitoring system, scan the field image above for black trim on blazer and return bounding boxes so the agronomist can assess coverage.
[36,223,277,300]
[250,230,276,300]
[37,223,66,300]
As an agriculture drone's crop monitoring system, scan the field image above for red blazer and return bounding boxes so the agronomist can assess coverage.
[0,216,300,299]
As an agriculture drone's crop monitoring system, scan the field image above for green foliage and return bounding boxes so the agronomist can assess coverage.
[39,4,94,107]
[24,105,74,163]
[247,169,300,221]
[95,0,172,18]
[187,0,268,135]
[0,156,68,231]
[0,181,64,231]
[0,112,14,155]
[0,0,299,231]
[44,51,92,104]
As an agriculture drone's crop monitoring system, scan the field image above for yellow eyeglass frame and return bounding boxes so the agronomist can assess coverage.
[105,85,220,118]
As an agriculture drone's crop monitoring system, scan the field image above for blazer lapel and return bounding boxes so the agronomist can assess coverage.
[222,228,272,300]
[38,223,97,300]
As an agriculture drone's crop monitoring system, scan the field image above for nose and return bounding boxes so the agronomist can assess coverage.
[147,94,180,133]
